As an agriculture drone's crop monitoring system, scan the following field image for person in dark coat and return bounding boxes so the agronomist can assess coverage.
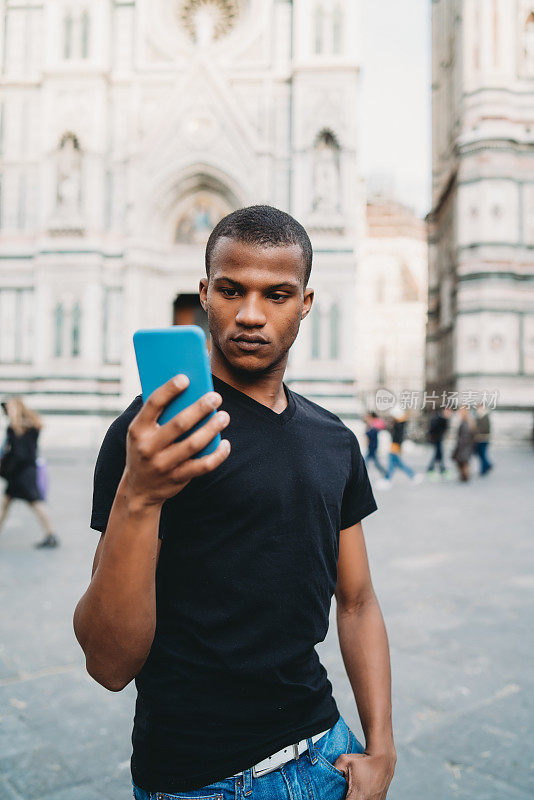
[451,406,476,482]
[427,407,452,475]
[0,397,59,548]
[473,402,493,476]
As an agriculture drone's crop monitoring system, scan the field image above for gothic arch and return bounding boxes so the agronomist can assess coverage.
[173,180,235,246]
[314,128,340,149]
[59,131,81,150]
[146,164,247,244]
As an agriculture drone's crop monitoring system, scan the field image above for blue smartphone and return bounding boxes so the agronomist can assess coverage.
[133,326,221,458]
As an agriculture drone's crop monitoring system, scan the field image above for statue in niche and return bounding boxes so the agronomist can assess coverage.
[56,133,82,218]
[525,12,534,76]
[312,131,341,214]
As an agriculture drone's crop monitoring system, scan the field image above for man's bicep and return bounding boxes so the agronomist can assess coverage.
[91,533,106,577]
[335,522,375,610]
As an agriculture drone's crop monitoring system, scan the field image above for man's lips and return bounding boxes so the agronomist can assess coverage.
[231,335,269,352]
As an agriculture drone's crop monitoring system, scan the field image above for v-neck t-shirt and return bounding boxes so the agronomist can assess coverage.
[90,374,377,793]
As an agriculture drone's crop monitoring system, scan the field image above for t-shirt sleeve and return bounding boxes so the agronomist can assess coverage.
[90,418,128,534]
[90,398,165,540]
[340,429,378,530]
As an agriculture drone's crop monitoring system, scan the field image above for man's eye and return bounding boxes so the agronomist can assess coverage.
[221,288,238,297]
[269,293,288,302]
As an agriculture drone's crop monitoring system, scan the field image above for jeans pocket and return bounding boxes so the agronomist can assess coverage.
[309,715,351,790]
[307,752,348,800]
[315,749,348,781]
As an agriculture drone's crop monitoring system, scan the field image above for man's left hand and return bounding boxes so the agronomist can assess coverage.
[333,750,396,800]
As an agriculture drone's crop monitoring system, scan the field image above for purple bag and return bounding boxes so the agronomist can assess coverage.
[36,457,49,501]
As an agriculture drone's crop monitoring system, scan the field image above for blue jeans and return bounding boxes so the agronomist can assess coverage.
[427,440,445,472]
[365,449,387,476]
[385,452,415,480]
[132,714,364,800]
[475,441,492,475]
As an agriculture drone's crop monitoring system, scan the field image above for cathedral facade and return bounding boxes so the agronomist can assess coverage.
[427,0,534,439]
[358,196,428,404]
[0,0,364,445]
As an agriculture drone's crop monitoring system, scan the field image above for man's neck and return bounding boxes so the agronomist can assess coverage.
[210,349,289,414]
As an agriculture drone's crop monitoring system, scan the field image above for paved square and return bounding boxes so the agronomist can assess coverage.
[0,442,532,799]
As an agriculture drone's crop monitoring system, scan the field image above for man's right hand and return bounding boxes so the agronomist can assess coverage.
[124,374,231,509]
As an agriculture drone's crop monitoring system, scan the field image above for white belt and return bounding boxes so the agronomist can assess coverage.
[231,727,331,779]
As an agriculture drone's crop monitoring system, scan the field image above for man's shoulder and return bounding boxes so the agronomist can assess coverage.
[105,395,143,444]
[290,387,352,435]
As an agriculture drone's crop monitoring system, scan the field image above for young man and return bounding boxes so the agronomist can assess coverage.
[74,206,396,800]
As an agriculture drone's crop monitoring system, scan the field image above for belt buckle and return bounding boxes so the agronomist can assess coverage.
[251,743,301,778]
[252,763,275,778]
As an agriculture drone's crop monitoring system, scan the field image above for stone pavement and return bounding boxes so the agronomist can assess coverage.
[0,442,532,799]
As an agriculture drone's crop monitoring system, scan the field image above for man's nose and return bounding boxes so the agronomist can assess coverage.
[235,295,267,327]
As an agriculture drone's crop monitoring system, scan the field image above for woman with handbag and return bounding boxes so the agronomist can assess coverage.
[0,397,59,548]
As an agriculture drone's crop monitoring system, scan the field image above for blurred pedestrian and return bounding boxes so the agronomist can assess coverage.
[378,408,422,487]
[364,411,387,477]
[473,402,493,476]
[427,407,452,477]
[451,406,476,482]
[0,397,59,548]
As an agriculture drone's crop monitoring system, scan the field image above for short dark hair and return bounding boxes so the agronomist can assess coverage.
[205,205,313,286]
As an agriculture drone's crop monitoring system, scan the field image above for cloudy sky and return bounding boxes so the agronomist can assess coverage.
[361,0,431,217]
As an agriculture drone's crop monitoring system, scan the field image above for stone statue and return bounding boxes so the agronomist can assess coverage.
[525,15,534,76]
[57,134,82,217]
[312,133,340,214]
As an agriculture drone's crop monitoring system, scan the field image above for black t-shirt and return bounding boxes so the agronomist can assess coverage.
[90,375,377,793]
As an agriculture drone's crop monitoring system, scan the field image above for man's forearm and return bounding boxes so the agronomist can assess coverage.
[73,473,162,691]
[336,592,395,755]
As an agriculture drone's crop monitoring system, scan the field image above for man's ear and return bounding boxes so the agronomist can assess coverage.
[301,288,314,319]
[199,278,208,312]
